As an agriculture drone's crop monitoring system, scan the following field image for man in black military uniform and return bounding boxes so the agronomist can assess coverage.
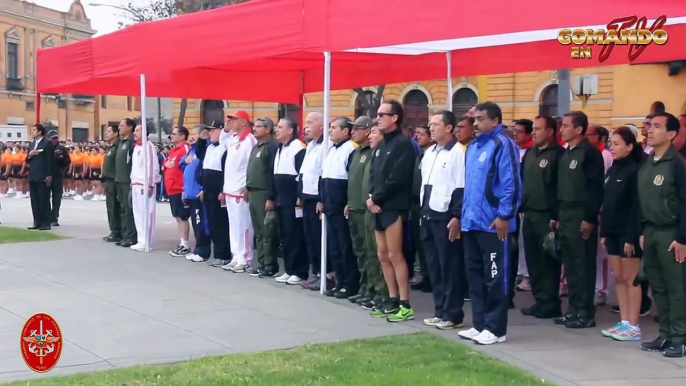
[638,112,686,357]
[114,118,137,247]
[47,130,71,227]
[246,117,280,277]
[102,124,121,242]
[520,115,564,319]
[551,111,605,329]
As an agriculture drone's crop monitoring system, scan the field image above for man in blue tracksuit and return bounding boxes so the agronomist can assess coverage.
[179,125,211,262]
[457,102,522,346]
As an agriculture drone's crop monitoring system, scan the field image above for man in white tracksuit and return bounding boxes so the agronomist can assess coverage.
[221,110,257,273]
[130,125,160,252]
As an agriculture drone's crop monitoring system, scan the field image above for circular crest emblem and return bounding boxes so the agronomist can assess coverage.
[569,160,578,169]
[360,155,367,163]
[375,150,380,157]
[256,151,261,158]
[20,313,63,373]
[654,174,665,186]
[236,144,241,150]
[122,144,127,150]
[539,159,548,168]
[107,150,112,156]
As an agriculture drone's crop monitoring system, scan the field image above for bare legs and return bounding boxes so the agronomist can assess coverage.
[375,217,409,301]
[610,255,641,326]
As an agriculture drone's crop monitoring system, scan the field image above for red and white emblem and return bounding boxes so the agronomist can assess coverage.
[20,313,63,373]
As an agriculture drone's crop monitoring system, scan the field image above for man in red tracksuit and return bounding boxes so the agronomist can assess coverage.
[163,126,192,257]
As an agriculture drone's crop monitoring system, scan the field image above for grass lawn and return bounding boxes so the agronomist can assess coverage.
[4,333,548,386]
[0,226,66,244]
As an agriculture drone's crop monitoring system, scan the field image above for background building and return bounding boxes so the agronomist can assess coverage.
[174,64,686,131]
[0,0,139,142]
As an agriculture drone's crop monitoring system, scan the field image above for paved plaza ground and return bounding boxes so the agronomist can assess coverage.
[1,197,686,385]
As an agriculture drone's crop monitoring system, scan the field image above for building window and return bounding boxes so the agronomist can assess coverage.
[355,91,376,119]
[452,88,478,117]
[278,103,300,123]
[72,128,88,142]
[6,42,18,79]
[202,100,225,126]
[539,85,559,117]
[101,96,107,109]
[403,90,429,128]
[25,101,35,111]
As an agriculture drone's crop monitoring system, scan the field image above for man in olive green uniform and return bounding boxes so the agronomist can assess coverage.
[520,115,564,319]
[552,111,605,329]
[114,118,137,248]
[102,124,122,243]
[246,117,280,278]
[638,112,686,357]
[345,117,375,305]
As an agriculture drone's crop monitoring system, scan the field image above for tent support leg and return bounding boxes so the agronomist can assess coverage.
[446,51,453,111]
[320,51,331,295]
[140,74,151,253]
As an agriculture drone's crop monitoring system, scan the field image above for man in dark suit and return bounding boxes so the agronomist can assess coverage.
[25,124,55,230]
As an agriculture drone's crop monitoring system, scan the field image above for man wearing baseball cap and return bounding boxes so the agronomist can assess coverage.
[221,110,258,273]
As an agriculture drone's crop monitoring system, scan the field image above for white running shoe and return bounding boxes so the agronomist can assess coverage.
[473,330,506,345]
[286,275,302,285]
[229,263,247,273]
[130,244,145,252]
[275,273,291,283]
[457,328,481,341]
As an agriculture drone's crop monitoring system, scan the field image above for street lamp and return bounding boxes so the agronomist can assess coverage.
[88,2,131,13]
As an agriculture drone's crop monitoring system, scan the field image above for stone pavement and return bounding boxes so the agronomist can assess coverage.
[0,198,685,385]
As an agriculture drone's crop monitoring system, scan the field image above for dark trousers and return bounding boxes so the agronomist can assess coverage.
[644,224,686,343]
[507,217,521,304]
[188,199,211,259]
[421,218,466,323]
[302,200,324,275]
[49,177,63,223]
[276,205,308,279]
[205,191,231,261]
[115,182,137,243]
[104,179,121,237]
[327,212,359,292]
[29,181,50,227]
[464,231,510,337]
[558,208,598,319]
[522,211,561,312]
[403,209,417,280]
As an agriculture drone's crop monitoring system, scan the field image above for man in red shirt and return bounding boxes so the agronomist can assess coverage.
[163,126,192,257]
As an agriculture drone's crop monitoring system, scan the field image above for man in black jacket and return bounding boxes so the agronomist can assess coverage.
[26,124,55,230]
[47,130,71,227]
[367,100,417,322]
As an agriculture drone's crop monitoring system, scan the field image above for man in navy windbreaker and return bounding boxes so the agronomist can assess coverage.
[457,102,522,346]
[178,125,212,262]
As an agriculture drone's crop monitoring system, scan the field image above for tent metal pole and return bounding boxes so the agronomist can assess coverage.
[140,74,151,253]
[320,51,331,295]
[557,69,571,116]
[446,52,453,111]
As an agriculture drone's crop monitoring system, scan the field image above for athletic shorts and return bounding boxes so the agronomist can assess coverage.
[73,166,83,180]
[604,234,642,258]
[169,194,190,220]
[11,165,22,178]
[90,168,101,180]
[0,166,6,180]
[373,210,406,232]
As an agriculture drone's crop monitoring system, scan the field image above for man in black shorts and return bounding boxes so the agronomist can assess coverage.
[164,126,192,257]
[367,100,417,322]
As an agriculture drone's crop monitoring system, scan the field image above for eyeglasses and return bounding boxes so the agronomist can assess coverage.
[376,112,395,118]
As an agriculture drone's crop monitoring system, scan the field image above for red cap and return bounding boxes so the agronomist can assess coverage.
[227,110,250,121]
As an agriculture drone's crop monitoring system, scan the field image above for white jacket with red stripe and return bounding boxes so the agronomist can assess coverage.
[130,141,161,187]
[222,129,257,197]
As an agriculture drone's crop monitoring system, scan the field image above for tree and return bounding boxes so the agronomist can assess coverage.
[353,85,386,118]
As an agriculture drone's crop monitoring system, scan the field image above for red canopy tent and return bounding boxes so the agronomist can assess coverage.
[35,0,686,262]
[37,0,686,101]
